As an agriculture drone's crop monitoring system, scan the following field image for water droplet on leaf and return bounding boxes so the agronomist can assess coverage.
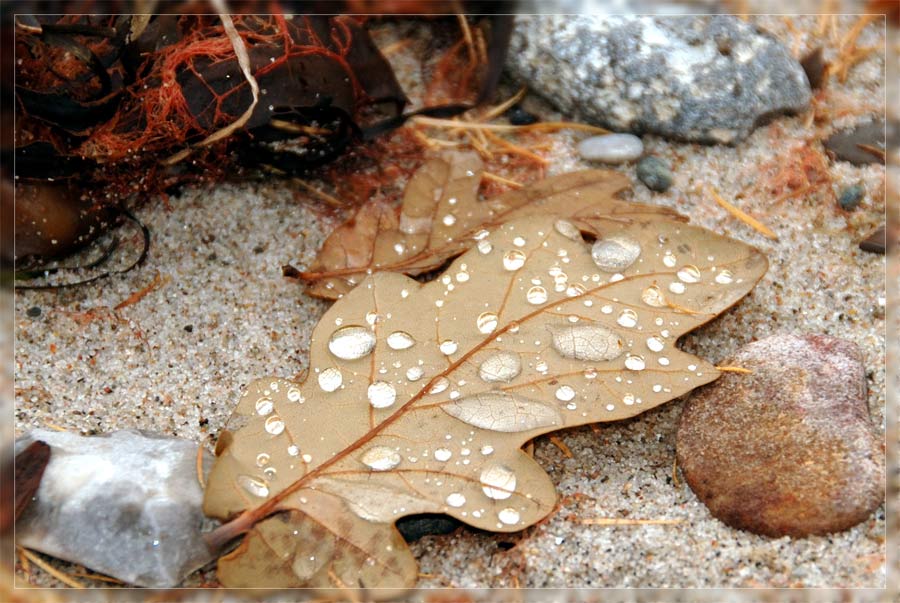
[328,326,376,360]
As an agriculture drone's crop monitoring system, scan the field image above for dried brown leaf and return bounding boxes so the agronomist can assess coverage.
[298,151,682,299]
[204,206,767,593]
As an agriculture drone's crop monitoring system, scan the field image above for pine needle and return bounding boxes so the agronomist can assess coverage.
[707,185,778,240]
[293,178,346,208]
[68,571,125,584]
[457,14,477,66]
[483,129,549,165]
[19,549,86,589]
[672,456,680,488]
[115,271,168,311]
[42,420,68,432]
[548,435,573,458]
[579,517,683,526]
[482,171,524,189]
[716,365,753,374]
[196,443,207,489]
[411,116,610,135]
[479,87,527,122]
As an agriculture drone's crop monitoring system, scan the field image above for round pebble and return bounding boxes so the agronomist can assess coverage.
[676,333,884,537]
[506,105,539,126]
[26,306,42,318]
[636,156,673,192]
[838,183,865,211]
[577,133,643,164]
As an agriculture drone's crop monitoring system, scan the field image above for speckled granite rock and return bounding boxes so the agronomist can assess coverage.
[15,429,218,587]
[507,15,811,144]
[676,334,884,537]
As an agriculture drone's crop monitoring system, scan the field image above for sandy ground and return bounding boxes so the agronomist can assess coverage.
[8,12,889,595]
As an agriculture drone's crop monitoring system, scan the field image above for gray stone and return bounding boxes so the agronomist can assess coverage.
[676,334,884,537]
[507,16,811,144]
[15,429,218,587]
[577,133,643,163]
[636,156,673,192]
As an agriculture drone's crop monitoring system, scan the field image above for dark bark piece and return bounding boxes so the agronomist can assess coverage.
[800,46,826,90]
[13,441,51,525]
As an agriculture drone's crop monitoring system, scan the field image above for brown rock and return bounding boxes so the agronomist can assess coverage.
[676,333,884,537]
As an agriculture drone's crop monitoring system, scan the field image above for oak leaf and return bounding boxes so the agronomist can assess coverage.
[204,208,767,593]
[296,151,683,299]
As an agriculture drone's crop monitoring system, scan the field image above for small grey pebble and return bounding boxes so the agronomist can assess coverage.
[636,156,673,192]
[26,306,42,318]
[838,183,865,211]
[577,133,643,164]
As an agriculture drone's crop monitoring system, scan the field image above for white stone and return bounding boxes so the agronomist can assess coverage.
[577,134,644,164]
[14,429,218,587]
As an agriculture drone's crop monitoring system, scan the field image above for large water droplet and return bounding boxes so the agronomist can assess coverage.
[715,269,734,284]
[513,236,526,247]
[255,397,274,416]
[434,448,452,462]
[591,235,641,272]
[428,377,450,394]
[361,446,401,471]
[646,336,665,352]
[479,351,522,382]
[624,354,646,371]
[318,367,343,392]
[328,326,376,360]
[550,324,623,362]
[387,331,415,350]
[498,507,520,525]
[238,475,270,498]
[503,250,526,271]
[617,309,638,328]
[256,453,270,467]
[264,415,285,435]
[439,340,458,355]
[477,239,493,254]
[442,392,562,432]
[622,393,635,405]
[446,492,466,507]
[442,214,457,226]
[480,465,517,500]
[677,265,701,283]
[287,387,304,403]
[406,366,424,381]
[526,286,548,305]
[641,285,666,307]
[554,219,581,240]
[477,312,499,334]
[663,251,677,267]
[555,385,575,401]
[367,381,397,409]
[668,282,686,294]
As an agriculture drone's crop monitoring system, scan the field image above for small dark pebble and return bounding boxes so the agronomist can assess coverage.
[26,306,42,318]
[506,105,539,126]
[396,514,460,542]
[800,46,826,90]
[184,325,194,333]
[252,245,265,254]
[636,156,673,192]
[859,224,886,254]
[838,183,865,211]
